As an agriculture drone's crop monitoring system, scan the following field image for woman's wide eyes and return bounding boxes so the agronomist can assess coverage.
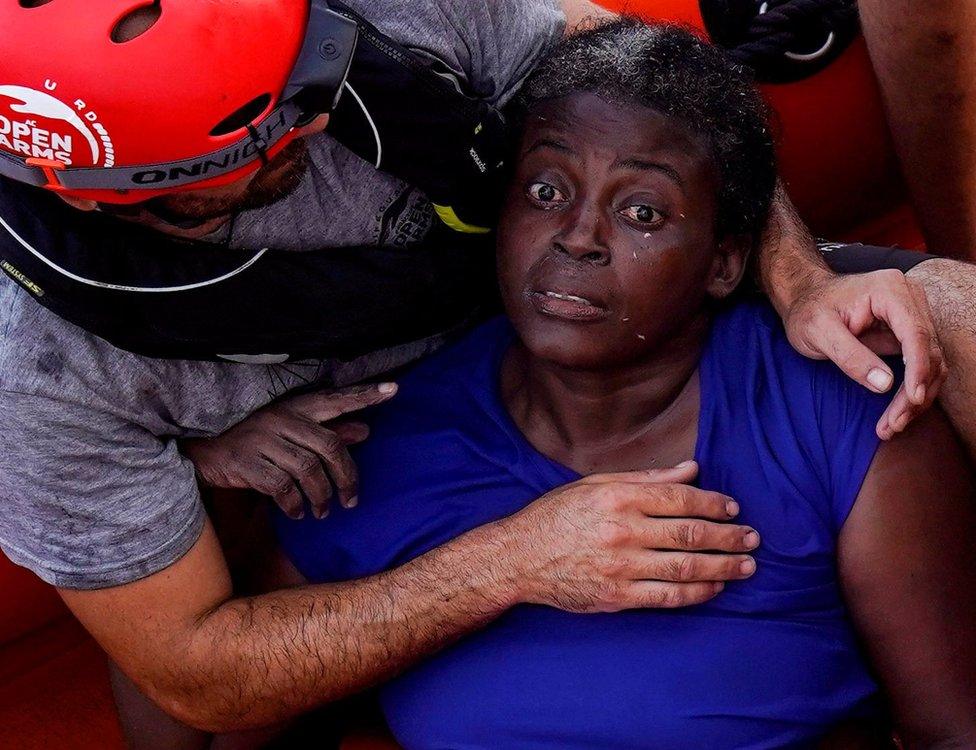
[526,183,665,227]
[527,182,567,205]
[619,204,664,226]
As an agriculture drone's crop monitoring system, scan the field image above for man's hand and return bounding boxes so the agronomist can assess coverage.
[182,384,398,520]
[777,268,947,440]
[62,462,754,732]
[758,185,947,440]
[501,461,760,613]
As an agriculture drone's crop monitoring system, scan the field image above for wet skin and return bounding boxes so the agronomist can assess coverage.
[497,92,749,474]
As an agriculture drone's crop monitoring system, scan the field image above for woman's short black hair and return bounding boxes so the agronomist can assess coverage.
[513,19,777,242]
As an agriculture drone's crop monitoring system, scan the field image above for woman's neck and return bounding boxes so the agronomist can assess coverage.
[502,312,711,473]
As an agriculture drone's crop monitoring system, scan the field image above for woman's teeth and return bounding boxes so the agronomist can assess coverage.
[544,291,592,305]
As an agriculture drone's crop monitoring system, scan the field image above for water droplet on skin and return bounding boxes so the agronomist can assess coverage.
[621,317,630,322]
[637,334,647,341]
[679,213,686,219]
[643,233,651,238]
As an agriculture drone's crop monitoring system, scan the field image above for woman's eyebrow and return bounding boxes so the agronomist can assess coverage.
[524,137,577,159]
[614,157,685,192]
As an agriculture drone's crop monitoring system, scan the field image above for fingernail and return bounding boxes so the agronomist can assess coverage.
[676,460,695,469]
[292,510,305,521]
[346,495,359,509]
[867,368,893,392]
[914,384,925,403]
[739,559,756,576]
[726,500,739,517]
[744,531,760,549]
[314,507,328,520]
[379,383,397,394]
[713,582,725,594]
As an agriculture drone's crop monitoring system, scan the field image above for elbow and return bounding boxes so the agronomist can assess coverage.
[143,676,261,735]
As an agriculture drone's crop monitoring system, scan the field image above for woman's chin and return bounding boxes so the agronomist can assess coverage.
[517,325,618,371]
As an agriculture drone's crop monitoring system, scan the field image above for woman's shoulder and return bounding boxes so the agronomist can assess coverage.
[710,297,899,399]
[385,316,513,411]
[704,297,896,530]
[355,316,514,452]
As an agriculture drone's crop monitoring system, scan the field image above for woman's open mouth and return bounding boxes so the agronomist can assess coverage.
[528,289,609,321]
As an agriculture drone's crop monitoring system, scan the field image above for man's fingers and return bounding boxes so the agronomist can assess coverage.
[254,459,305,520]
[639,518,760,553]
[872,291,935,406]
[906,277,946,405]
[320,443,359,511]
[629,551,756,583]
[266,442,333,519]
[285,424,360,511]
[290,384,398,423]
[585,460,699,487]
[634,485,739,521]
[817,317,895,395]
[625,581,726,609]
[331,421,370,445]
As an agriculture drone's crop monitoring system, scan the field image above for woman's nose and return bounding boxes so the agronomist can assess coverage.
[552,204,611,265]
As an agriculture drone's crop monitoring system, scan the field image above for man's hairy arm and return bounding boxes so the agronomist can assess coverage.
[559,0,613,35]
[859,0,976,258]
[840,407,976,746]
[62,518,524,733]
[758,185,944,439]
[907,259,976,461]
[60,464,756,733]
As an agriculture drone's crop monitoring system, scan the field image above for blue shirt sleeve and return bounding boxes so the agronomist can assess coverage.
[733,301,897,533]
[812,357,901,532]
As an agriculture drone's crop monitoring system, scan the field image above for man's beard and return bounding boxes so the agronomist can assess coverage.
[142,139,311,223]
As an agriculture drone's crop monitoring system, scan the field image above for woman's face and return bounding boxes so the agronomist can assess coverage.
[497,92,742,371]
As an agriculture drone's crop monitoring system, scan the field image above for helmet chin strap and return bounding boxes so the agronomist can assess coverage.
[145,207,223,231]
[97,201,225,231]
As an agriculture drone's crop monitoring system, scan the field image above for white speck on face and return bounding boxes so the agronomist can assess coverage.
[637,333,646,340]
[621,317,630,322]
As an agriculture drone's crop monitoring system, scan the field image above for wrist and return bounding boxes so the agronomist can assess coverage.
[764,258,833,317]
[179,438,215,487]
[758,184,834,315]
[442,515,531,614]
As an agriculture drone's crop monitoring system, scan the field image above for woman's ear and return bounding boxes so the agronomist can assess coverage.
[705,236,752,299]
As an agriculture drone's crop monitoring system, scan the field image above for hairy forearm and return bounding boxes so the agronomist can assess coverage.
[907,259,976,459]
[159,520,523,732]
[859,0,976,257]
[756,183,831,314]
[560,0,614,35]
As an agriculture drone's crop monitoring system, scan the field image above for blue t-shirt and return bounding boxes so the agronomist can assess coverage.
[277,301,892,750]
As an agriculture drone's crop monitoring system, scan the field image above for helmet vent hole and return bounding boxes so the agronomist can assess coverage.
[18,0,55,7]
[111,2,162,44]
[210,95,274,137]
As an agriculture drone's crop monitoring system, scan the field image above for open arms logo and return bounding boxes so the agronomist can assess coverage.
[0,80,115,167]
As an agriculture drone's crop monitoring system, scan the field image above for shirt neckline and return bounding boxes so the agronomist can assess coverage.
[483,319,715,483]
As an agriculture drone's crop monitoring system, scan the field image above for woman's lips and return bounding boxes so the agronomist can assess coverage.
[528,289,609,321]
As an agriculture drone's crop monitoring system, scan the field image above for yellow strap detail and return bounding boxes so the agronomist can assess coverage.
[432,204,492,234]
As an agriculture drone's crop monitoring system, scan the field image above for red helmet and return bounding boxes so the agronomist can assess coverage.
[0,0,357,204]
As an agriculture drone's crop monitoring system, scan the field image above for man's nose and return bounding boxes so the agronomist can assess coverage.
[552,203,611,265]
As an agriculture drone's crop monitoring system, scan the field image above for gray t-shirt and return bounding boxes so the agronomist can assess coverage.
[0,0,564,590]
